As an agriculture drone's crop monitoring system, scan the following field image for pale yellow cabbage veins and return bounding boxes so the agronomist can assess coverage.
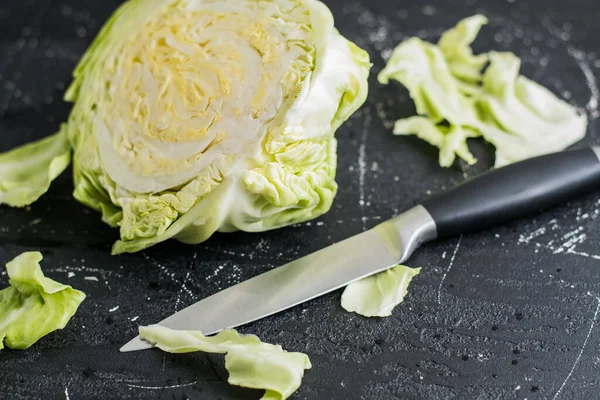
[62,0,370,253]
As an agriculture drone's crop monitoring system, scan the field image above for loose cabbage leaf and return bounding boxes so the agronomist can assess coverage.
[0,252,86,350]
[438,14,488,86]
[139,325,311,400]
[379,15,587,168]
[341,265,420,317]
[477,52,587,166]
[0,129,71,207]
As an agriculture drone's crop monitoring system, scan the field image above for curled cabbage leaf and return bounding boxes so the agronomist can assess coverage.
[341,265,420,317]
[0,252,86,350]
[0,129,71,207]
[379,15,587,168]
[64,0,370,253]
[140,325,311,400]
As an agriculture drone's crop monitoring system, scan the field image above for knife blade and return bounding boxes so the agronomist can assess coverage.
[121,146,600,352]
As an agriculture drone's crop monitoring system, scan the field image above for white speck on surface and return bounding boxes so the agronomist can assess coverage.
[61,5,72,17]
[84,276,98,281]
[542,18,599,119]
[64,387,70,400]
[568,47,600,119]
[75,26,87,38]
[519,227,547,244]
[552,227,586,254]
[375,100,396,129]
[130,316,139,322]
[368,26,388,49]
[421,5,436,16]
[381,48,393,61]
[174,269,192,312]
[438,236,462,304]
[358,112,371,230]
[567,248,600,260]
[109,306,119,312]
[67,272,75,278]
[552,297,600,400]
[125,381,198,390]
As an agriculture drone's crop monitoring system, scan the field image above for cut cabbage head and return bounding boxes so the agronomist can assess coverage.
[1,0,370,254]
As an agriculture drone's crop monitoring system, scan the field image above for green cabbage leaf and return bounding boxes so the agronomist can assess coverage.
[0,252,86,350]
[139,324,311,400]
[0,129,71,207]
[379,15,587,168]
[341,265,420,317]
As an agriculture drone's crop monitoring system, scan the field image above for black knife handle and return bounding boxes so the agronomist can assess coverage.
[422,147,600,239]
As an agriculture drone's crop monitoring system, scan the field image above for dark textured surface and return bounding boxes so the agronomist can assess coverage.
[1,0,600,399]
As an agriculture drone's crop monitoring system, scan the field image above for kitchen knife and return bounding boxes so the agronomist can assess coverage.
[121,147,600,352]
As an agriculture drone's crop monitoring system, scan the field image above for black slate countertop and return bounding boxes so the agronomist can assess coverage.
[1,0,600,399]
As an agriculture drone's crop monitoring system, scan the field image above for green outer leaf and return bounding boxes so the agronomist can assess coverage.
[393,117,478,167]
[0,129,71,207]
[438,14,488,84]
[379,15,587,169]
[378,37,478,126]
[0,252,86,350]
[341,265,420,317]
[139,325,311,400]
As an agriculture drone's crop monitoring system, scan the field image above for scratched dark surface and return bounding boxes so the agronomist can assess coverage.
[1,0,600,399]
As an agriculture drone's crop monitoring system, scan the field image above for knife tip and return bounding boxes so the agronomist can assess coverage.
[120,335,154,353]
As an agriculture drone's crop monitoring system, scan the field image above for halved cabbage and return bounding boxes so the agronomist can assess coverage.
[1,0,370,254]
[68,0,370,254]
